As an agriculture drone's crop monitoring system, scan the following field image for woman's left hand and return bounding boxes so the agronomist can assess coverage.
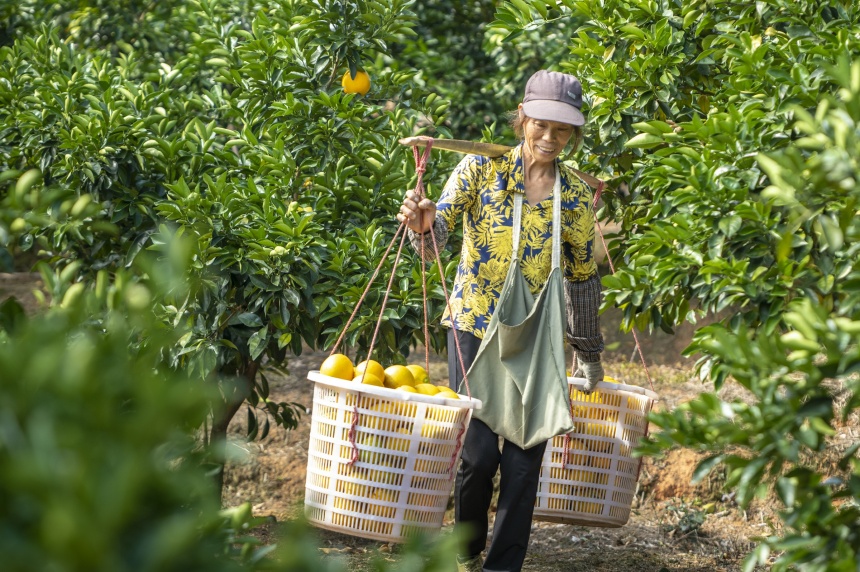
[396,189,437,234]
[574,357,604,394]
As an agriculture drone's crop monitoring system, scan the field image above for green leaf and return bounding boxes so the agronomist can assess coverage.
[230,313,264,328]
[780,331,818,352]
[631,121,673,135]
[218,339,239,351]
[283,289,301,307]
[277,333,292,349]
[776,476,796,506]
[247,408,258,440]
[692,454,725,484]
[808,417,835,436]
[718,215,742,238]
[742,544,770,572]
[532,0,548,19]
[0,297,26,334]
[603,45,616,62]
[248,327,268,361]
[510,0,536,21]
[736,457,768,506]
[620,24,647,39]
[818,216,844,250]
[625,133,664,149]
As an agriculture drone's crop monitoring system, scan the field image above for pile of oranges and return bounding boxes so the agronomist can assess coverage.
[319,353,461,400]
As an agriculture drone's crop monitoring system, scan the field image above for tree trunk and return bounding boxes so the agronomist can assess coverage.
[210,359,257,503]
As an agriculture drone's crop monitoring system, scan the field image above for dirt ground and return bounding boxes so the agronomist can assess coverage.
[0,272,42,314]
[1,272,774,571]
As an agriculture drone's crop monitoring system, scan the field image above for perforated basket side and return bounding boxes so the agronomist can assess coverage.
[303,373,478,543]
[533,379,656,527]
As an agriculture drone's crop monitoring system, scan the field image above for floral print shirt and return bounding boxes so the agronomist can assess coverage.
[428,143,597,338]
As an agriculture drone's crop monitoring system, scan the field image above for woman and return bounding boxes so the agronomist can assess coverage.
[397,70,604,572]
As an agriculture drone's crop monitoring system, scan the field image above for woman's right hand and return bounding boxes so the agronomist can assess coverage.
[397,189,437,234]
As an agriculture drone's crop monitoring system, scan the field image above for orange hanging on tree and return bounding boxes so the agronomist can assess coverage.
[341,69,371,96]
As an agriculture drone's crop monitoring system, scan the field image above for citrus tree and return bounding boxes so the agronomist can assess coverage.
[391,0,503,141]
[0,225,466,571]
[0,0,457,495]
[393,0,582,144]
[491,1,860,570]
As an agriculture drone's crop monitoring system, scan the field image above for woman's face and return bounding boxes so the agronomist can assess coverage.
[522,115,574,167]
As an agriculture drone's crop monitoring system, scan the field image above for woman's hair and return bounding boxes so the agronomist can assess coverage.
[507,108,583,153]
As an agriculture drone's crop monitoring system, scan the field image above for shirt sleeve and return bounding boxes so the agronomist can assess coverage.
[436,154,484,229]
[561,173,598,282]
[407,154,483,259]
[407,217,449,261]
[565,273,604,362]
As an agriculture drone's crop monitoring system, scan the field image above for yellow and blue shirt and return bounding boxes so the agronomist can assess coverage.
[414,143,598,339]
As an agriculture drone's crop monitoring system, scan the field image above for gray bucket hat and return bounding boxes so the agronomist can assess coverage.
[522,70,585,126]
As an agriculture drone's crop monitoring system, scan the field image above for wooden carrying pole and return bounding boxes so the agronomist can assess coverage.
[398,137,608,191]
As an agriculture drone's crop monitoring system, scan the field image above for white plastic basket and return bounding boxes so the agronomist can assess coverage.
[533,377,657,528]
[303,371,481,543]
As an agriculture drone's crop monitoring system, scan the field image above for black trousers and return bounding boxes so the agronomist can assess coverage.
[447,329,548,572]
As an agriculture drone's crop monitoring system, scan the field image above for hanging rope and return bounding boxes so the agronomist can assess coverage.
[564,178,656,468]
[591,180,655,393]
[408,142,473,401]
[330,224,406,357]
[345,405,360,466]
[330,139,464,467]
[406,141,473,474]
[414,144,433,376]
[449,421,467,479]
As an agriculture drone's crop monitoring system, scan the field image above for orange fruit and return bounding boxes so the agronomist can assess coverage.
[436,387,460,400]
[354,359,386,382]
[414,383,440,396]
[320,353,354,380]
[358,373,384,387]
[383,365,415,389]
[341,69,371,96]
[405,364,430,385]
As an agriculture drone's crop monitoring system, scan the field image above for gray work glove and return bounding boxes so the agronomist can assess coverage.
[573,356,604,395]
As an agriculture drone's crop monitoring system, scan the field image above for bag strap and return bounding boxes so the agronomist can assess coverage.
[512,191,523,257]
[551,167,562,270]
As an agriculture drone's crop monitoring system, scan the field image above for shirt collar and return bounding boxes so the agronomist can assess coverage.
[508,142,563,195]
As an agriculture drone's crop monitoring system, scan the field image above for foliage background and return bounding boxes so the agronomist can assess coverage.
[2,0,859,571]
